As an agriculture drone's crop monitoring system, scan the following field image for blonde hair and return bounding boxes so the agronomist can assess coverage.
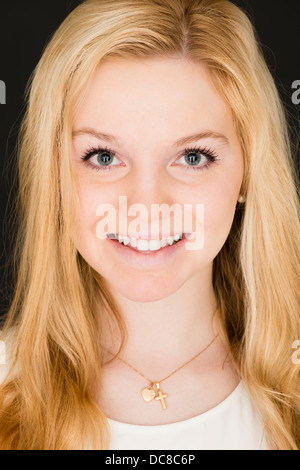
[0,0,299,449]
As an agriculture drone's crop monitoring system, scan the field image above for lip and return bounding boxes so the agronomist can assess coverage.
[106,233,188,268]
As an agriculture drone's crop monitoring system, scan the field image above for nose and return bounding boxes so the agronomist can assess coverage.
[122,164,180,236]
[126,157,171,203]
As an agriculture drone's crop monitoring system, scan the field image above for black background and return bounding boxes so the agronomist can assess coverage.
[0,0,299,318]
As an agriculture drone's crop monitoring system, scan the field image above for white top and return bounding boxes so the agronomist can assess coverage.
[107,381,269,450]
[0,342,269,450]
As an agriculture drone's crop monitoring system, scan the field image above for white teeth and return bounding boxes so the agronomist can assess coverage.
[122,236,130,245]
[117,235,130,245]
[167,236,174,245]
[114,234,184,251]
[148,239,162,251]
[137,239,149,251]
[129,237,137,248]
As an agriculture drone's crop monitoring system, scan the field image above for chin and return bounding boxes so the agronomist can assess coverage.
[105,273,184,303]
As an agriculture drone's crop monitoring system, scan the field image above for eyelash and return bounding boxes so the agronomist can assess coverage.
[80,144,221,173]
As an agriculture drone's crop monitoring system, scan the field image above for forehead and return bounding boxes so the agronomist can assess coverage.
[73,57,233,145]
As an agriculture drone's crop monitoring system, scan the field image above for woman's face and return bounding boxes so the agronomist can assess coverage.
[71,57,244,301]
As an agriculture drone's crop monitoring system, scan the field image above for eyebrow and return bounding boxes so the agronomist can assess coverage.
[72,128,230,147]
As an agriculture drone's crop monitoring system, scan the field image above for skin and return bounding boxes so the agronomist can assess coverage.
[71,57,244,424]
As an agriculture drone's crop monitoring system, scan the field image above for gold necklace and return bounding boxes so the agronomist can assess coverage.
[104,333,219,410]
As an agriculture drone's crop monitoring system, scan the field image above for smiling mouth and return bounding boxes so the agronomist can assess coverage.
[107,233,189,253]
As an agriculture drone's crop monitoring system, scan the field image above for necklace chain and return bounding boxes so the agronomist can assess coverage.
[104,333,219,385]
[103,307,220,409]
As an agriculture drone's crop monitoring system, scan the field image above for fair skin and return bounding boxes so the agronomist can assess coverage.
[71,57,243,425]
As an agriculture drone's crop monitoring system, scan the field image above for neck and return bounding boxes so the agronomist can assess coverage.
[100,265,222,378]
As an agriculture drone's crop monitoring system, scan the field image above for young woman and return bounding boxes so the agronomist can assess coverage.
[0,0,299,450]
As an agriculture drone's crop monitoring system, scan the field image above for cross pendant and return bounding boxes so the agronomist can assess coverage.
[154,382,168,410]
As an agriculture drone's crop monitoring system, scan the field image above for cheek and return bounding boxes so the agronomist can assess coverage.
[71,177,108,252]
[188,180,239,263]
[76,184,98,229]
[203,185,238,255]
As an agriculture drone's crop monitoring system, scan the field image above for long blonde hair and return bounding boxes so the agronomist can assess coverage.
[0,0,299,449]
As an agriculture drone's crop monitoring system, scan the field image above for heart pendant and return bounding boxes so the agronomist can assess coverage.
[141,386,156,402]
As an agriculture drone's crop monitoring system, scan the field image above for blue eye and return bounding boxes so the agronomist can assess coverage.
[176,146,220,172]
[80,145,121,172]
[80,144,220,173]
